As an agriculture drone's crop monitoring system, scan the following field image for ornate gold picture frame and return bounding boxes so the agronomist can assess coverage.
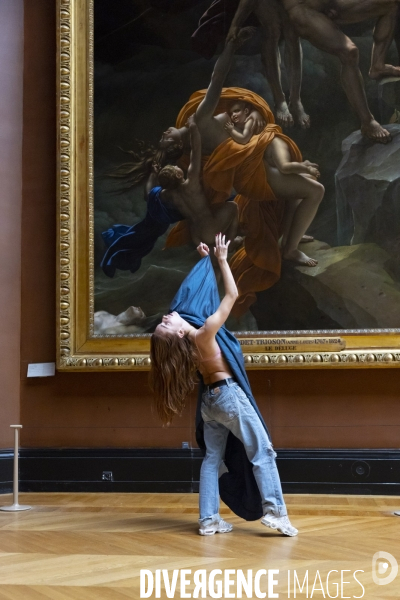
[57,0,400,371]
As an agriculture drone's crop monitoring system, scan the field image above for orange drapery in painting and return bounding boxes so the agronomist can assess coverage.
[166,88,302,317]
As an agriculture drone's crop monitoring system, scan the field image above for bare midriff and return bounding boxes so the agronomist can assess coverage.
[197,358,233,385]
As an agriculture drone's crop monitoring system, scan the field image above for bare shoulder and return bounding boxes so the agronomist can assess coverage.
[193,324,214,345]
[244,116,255,130]
[183,176,201,192]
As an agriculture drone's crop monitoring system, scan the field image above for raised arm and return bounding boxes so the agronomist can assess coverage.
[196,28,254,122]
[186,118,202,182]
[145,162,160,196]
[226,0,257,43]
[195,40,238,122]
[202,234,238,336]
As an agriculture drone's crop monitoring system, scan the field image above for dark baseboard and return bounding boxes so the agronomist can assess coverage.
[278,449,400,495]
[0,450,13,494]
[0,447,396,495]
[20,448,201,494]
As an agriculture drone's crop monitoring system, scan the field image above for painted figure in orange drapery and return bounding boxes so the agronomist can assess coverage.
[167,86,324,316]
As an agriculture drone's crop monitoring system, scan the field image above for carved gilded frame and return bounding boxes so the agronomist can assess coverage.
[57,0,400,371]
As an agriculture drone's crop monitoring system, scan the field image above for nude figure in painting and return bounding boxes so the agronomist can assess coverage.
[167,33,323,267]
[224,101,257,143]
[192,0,310,128]
[158,116,239,251]
[224,99,323,265]
[228,0,400,143]
[227,0,310,128]
[263,135,323,266]
[100,28,261,278]
[163,28,324,313]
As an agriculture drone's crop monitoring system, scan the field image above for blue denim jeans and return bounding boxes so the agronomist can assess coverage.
[199,380,287,524]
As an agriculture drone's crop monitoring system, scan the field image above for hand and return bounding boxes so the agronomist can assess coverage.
[197,242,210,257]
[151,161,161,174]
[186,114,197,128]
[226,25,240,45]
[303,160,320,178]
[224,121,234,132]
[247,110,266,134]
[213,233,231,261]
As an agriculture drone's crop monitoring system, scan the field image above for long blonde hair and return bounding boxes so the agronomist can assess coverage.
[149,329,198,425]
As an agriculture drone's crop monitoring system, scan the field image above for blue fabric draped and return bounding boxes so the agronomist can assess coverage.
[101,187,183,277]
[170,255,271,521]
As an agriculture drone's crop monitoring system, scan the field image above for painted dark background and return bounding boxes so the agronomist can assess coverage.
[93,0,400,332]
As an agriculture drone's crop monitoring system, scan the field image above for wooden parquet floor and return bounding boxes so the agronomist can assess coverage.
[0,493,399,599]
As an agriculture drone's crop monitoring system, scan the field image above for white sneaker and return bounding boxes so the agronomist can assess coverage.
[261,514,298,537]
[199,518,233,536]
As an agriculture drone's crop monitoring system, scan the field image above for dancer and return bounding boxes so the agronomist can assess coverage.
[150,233,298,536]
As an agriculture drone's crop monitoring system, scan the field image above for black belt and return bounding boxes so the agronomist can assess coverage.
[204,377,235,391]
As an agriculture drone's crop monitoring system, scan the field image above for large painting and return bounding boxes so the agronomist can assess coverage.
[57,0,400,370]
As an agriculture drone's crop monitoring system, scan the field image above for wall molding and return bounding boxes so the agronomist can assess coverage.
[0,448,395,495]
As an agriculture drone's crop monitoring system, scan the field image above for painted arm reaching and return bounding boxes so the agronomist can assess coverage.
[186,115,202,184]
[226,0,257,45]
[195,26,265,150]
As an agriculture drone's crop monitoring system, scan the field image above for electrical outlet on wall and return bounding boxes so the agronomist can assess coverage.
[102,471,113,481]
